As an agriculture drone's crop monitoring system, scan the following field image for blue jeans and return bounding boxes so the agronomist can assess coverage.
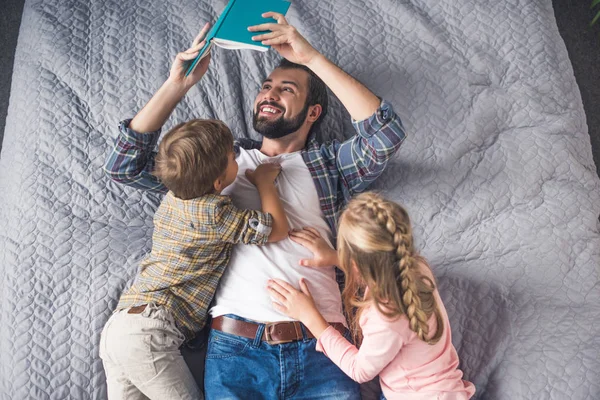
[204,315,361,399]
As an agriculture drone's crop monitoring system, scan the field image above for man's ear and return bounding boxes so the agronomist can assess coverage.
[307,104,322,123]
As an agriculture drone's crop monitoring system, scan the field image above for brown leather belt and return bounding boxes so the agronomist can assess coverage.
[211,316,347,345]
[127,304,147,314]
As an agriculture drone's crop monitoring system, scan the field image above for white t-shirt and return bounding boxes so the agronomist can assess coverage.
[211,148,346,325]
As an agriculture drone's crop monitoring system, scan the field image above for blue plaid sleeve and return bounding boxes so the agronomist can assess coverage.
[335,100,406,195]
[103,119,168,193]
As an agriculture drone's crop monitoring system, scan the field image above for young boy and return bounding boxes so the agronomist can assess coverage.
[99,119,289,399]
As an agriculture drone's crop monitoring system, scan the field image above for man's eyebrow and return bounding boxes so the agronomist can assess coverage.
[261,78,299,88]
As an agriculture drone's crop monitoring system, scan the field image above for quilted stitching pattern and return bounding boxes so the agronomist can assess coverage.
[0,0,599,398]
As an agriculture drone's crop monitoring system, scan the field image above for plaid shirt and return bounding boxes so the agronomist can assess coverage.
[117,192,272,340]
[105,99,406,240]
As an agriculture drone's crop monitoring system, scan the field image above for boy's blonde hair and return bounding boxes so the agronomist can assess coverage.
[153,119,233,200]
[337,192,444,345]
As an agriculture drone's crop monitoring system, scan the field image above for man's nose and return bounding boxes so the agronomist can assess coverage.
[263,87,280,102]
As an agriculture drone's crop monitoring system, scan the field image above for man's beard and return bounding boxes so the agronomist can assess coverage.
[253,101,309,139]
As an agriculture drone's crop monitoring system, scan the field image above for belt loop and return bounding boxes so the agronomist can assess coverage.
[253,324,265,347]
[299,323,311,342]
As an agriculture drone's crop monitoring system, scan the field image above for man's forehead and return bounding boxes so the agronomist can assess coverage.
[263,68,309,88]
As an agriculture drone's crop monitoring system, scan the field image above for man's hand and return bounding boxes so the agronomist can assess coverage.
[168,23,212,89]
[289,227,338,267]
[248,12,320,66]
[245,163,282,187]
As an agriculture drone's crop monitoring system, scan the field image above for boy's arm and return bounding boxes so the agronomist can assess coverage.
[104,24,213,190]
[255,182,289,243]
[245,163,290,243]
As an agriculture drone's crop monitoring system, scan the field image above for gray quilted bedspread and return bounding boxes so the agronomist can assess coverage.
[1,0,599,398]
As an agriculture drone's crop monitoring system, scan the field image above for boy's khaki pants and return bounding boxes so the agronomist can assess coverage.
[99,303,202,400]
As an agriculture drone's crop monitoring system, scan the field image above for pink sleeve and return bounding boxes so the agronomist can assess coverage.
[315,308,405,383]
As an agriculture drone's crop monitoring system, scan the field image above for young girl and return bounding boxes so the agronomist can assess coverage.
[267,192,475,400]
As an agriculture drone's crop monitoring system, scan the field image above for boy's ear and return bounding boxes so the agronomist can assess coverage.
[213,177,223,192]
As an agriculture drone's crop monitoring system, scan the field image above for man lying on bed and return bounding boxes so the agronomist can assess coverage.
[104,12,406,399]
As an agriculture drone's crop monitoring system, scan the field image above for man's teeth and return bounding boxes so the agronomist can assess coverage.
[262,106,280,114]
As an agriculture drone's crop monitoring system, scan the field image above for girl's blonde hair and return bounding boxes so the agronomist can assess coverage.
[337,192,443,345]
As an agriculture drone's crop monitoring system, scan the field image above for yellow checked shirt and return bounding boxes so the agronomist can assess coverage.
[117,192,272,340]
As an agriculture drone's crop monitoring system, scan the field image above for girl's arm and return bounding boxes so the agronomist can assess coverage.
[266,279,404,383]
[316,311,405,383]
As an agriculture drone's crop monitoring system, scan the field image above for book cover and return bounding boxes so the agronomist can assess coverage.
[185,0,292,76]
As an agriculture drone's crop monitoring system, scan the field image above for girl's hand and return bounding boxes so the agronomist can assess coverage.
[289,227,338,267]
[267,278,329,337]
[169,23,212,89]
[248,12,320,66]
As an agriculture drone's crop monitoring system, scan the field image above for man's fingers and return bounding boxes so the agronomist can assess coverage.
[262,36,288,46]
[248,22,283,32]
[179,51,200,61]
[184,41,205,56]
[262,11,288,24]
[251,31,283,42]
[192,23,211,46]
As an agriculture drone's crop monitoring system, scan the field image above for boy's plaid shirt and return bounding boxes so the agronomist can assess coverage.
[105,99,406,326]
[116,192,272,340]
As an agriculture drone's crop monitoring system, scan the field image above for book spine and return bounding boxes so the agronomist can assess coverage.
[184,0,238,77]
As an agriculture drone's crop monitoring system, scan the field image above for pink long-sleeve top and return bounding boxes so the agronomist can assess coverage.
[316,280,475,400]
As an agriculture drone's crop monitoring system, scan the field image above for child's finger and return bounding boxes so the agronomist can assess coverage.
[290,230,316,242]
[272,301,287,313]
[289,234,311,248]
[299,259,316,267]
[267,286,287,303]
[299,278,312,296]
[304,227,321,238]
[270,278,296,293]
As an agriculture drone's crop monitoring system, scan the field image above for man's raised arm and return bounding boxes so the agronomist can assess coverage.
[249,14,406,195]
[104,23,213,191]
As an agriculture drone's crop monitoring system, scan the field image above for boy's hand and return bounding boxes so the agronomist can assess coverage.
[248,12,320,66]
[169,23,212,89]
[289,227,338,267]
[245,163,282,187]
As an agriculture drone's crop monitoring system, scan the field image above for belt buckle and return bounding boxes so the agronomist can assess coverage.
[264,322,295,345]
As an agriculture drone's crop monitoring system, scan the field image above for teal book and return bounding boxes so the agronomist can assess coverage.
[185,0,292,76]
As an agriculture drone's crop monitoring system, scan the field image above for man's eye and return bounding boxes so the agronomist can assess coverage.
[283,88,293,93]
[262,85,271,90]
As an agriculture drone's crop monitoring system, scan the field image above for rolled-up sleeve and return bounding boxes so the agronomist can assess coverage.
[335,100,406,195]
[103,119,167,193]
[216,200,273,245]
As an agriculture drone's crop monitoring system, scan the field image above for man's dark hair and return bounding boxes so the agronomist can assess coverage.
[276,59,328,134]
